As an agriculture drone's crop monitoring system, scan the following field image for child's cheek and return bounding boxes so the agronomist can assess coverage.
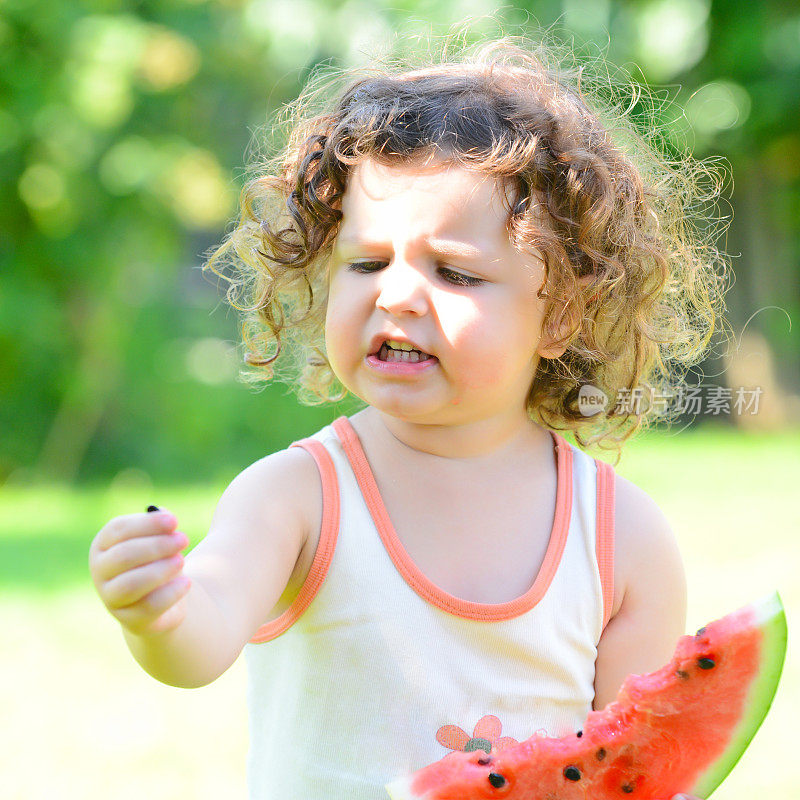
[460,349,517,392]
[448,335,514,391]
[440,303,511,389]
[324,325,350,376]
[323,315,349,379]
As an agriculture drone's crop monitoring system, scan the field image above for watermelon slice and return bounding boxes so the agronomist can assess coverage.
[386,593,787,800]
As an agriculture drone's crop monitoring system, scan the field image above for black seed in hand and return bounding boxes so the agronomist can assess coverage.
[487,773,506,788]
[146,505,160,512]
[564,766,581,781]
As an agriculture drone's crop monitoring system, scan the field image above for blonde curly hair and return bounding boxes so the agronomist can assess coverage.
[203,27,731,463]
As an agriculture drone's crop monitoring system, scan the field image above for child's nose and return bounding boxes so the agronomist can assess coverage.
[375,259,429,316]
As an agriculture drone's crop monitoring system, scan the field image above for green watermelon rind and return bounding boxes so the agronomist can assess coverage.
[689,591,787,798]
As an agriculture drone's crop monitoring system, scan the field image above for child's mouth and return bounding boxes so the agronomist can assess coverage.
[366,344,439,375]
[377,342,435,363]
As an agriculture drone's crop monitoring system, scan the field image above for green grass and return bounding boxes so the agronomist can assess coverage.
[1,424,798,799]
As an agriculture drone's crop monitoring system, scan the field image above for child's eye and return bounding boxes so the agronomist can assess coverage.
[440,268,483,287]
[346,260,385,273]
[345,261,483,287]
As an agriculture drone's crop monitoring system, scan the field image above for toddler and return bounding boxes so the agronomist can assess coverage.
[89,29,729,800]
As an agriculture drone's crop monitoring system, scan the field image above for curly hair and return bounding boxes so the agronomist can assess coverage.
[203,27,731,463]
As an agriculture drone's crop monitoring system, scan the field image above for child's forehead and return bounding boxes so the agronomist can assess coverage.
[338,159,505,234]
[335,157,550,255]
[343,157,511,210]
[332,158,539,262]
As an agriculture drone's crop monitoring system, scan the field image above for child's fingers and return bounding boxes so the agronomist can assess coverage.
[94,531,189,582]
[103,553,185,609]
[112,573,192,635]
[93,510,178,554]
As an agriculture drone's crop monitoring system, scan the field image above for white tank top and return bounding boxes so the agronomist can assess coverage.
[243,415,615,800]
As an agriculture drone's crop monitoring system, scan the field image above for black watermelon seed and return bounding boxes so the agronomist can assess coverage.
[596,748,607,761]
[676,669,690,680]
[576,730,583,738]
[622,784,634,793]
[488,773,506,788]
[564,766,581,781]
[477,755,492,765]
[695,626,707,636]
[146,505,160,512]
[698,657,716,669]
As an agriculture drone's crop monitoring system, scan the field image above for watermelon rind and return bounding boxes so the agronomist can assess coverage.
[689,591,787,798]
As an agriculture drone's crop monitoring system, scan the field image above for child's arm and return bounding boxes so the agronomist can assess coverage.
[89,447,315,688]
[594,482,701,800]
[592,474,687,711]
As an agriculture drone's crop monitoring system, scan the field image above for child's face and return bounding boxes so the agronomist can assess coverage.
[325,157,557,427]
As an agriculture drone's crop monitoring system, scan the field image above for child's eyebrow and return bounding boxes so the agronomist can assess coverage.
[334,237,487,262]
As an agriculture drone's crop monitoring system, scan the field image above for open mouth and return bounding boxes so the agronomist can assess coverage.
[375,342,435,363]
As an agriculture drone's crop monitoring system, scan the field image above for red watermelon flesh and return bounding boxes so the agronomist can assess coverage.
[386,593,786,800]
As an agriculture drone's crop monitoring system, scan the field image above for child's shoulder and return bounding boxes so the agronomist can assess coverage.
[609,471,685,622]
[206,443,323,587]
[230,444,321,533]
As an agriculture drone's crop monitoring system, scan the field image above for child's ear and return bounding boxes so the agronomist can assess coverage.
[536,274,596,360]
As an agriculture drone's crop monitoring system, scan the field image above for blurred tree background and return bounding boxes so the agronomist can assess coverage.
[2,0,798,490]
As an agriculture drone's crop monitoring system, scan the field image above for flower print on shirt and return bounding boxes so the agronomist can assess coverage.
[436,714,519,759]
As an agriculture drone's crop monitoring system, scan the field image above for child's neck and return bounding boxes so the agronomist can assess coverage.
[356,406,550,466]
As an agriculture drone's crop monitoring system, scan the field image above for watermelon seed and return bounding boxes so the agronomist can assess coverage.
[576,730,583,738]
[698,657,716,669]
[596,748,607,761]
[676,669,690,680]
[621,784,634,793]
[477,755,493,765]
[564,766,581,781]
[487,773,506,788]
[695,626,707,636]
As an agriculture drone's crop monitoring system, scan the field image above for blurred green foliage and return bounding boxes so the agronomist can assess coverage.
[1,0,798,488]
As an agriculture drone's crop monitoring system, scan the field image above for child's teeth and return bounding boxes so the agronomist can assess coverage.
[378,342,430,363]
[388,350,420,362]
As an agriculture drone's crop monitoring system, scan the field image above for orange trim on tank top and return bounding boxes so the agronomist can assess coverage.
[333,416,574,622]
[246,419,614,642]
[248,436,341,644]
[594,458,615,631]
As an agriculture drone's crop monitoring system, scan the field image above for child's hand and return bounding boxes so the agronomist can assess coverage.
[88,506,192,636]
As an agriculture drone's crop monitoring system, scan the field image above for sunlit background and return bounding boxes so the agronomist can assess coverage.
[1,0,798,798]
